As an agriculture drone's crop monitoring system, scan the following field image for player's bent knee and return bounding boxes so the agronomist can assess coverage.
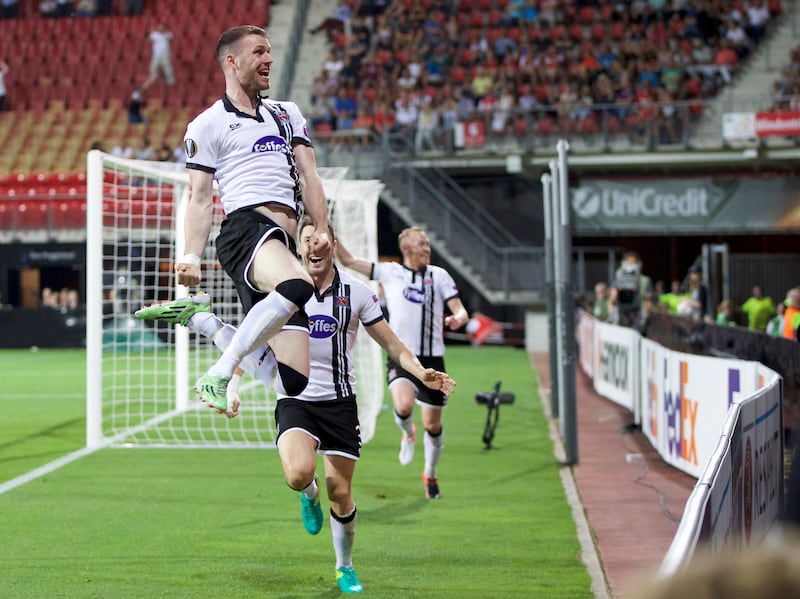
[275,278,314,310]
[276,362,309,397]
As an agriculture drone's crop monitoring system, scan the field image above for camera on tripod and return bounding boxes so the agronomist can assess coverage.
[475,381,515,449]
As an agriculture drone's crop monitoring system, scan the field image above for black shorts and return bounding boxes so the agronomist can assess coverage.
[386,355,447,408]
[215,208,305,326]
[275,396,361,460]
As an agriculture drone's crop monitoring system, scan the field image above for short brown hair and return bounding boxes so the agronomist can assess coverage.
[215,25,267,66]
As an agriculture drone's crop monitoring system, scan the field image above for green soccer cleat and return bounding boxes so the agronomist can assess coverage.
[134,293,211,326]
[336,566,363,594]
[195,373,231,412]
[300,475,323,535]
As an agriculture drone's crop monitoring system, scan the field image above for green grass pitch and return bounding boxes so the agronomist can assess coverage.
[0,345,593,598]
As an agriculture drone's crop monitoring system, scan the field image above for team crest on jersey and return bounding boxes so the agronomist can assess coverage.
[336,296,349,306]
[252,135,290,154]
[184,139,198,158]
[308,314,339,338]
[403,286,426,304]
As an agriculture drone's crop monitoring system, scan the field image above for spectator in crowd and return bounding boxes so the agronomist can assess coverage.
[592,281,610,321]
[782,287,800,340]
[39,1,57,17]
[766,301,785,336]
[95,0,111,15]
[41,287,59,309]
[144,23,175,88]
[415,98,439,153]
[1,0,19,19]
[715,299,734,325]
[745,0,771,44]
[683,265,709,321]
[309,0,352,42]
[128,87,146,124]
[134,137,154,161]
[741,284,776,331]
[658,280,686,315]
[75,0,96,17]
[55,0,73,17]
[111,140,134,159]
[609,251,653,327]
[0,59,8,112]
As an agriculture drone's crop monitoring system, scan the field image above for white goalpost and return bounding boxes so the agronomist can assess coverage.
[85,150,384,449]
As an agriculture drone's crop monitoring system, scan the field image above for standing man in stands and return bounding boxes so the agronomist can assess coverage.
[176,25,331,414]
[336,226,468,499]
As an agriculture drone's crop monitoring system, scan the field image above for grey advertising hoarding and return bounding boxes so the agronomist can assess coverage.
[571,177,800,234]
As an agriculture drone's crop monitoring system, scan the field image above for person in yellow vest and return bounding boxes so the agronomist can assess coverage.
[741,285,776,332]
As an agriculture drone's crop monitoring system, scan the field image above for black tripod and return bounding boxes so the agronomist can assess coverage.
[475,381,515,449]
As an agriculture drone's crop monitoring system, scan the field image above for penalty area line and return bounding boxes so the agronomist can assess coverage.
[0,446,100,496]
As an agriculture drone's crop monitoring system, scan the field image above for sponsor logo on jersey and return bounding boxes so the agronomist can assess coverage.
[252,135,290,154]
[309,314,339,338]
[184,139,198,158]
[403,286,426,304]
[229,123,241,130]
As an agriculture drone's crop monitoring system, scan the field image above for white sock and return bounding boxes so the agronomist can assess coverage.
[394,411,415,438]
[189,313,277,387]
[424,429,444,479]
[331,506,357,569]
[208,292,297,376]
[302,477,319,500]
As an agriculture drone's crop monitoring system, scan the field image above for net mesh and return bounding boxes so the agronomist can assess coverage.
[87,153,383,448]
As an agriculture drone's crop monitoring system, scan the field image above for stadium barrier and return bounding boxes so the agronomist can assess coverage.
[576,310,783,574]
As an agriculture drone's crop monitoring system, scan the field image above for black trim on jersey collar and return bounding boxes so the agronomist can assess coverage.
[314,265,341,301]
[402,263,426,283]
[222,94,265,122]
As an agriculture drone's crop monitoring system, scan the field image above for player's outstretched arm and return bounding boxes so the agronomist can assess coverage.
[444,296,469,331]
[334,237,372,278]
[178,169,215,287]
[294,144,330,254]
[365,320,456,395]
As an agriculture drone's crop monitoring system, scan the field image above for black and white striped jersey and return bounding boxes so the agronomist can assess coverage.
[371,262,460,358]
[183,95,312,216]
[280,267,384,402]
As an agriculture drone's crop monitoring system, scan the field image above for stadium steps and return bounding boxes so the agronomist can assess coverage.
[691,7,799,149]
[378,186,542,307]
[289,0,342,114]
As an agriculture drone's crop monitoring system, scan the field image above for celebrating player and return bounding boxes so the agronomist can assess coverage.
[336,226,468,499]
[177,25,330,414]
[136,218,455,593]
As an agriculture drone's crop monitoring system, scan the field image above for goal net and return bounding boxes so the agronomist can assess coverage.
[85,150,384,449]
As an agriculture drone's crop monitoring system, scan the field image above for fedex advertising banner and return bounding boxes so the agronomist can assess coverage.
[660,351,759,478]
[640,338,667,452]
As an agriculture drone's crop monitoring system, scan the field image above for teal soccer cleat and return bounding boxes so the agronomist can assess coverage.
[336,566,363,593]
[300,475,323,535]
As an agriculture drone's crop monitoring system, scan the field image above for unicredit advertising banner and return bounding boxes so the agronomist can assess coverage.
[570,177,800,233]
